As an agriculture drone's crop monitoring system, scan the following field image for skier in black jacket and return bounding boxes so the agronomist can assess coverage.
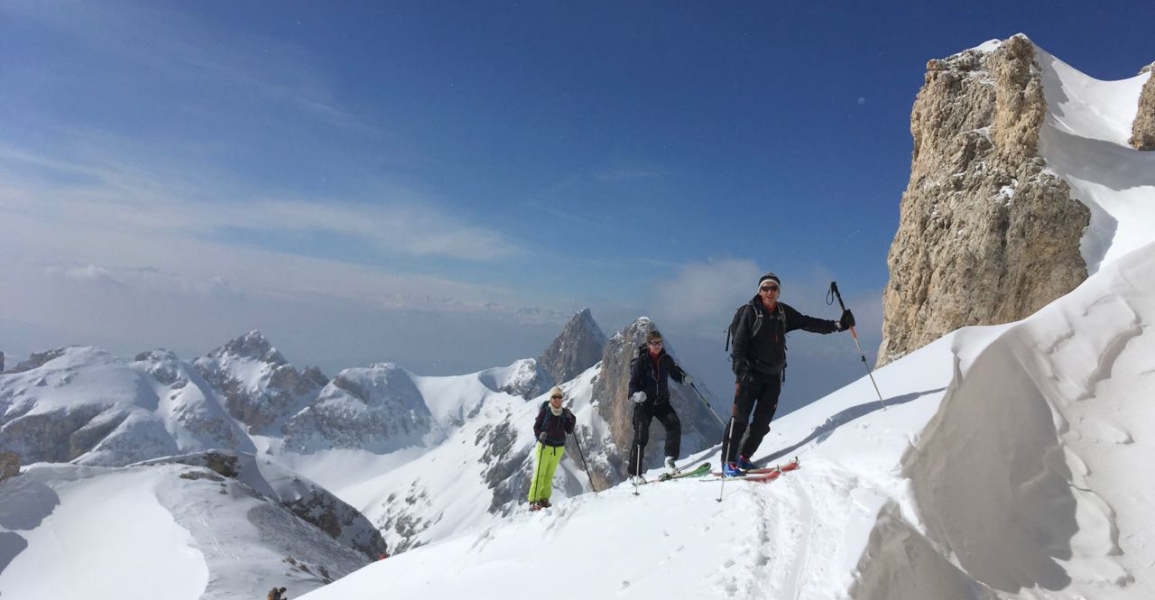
[723,272,853,476]
[626,329,691,482]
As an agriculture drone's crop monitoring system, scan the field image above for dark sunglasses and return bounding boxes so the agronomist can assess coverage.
[760,285,779,292]
[550,394,563,399]
[647,340,663,346]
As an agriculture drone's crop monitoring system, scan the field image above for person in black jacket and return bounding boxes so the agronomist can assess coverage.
[528,386,576,509]
[723,272,854,476]
[626,329,691,483]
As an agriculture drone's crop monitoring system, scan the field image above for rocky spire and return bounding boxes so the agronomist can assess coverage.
[1130,61,1155,151]
[879,35,1089,366]
[536,308,607,385]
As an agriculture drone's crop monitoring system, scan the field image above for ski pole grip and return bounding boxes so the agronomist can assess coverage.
[830,281,848,311]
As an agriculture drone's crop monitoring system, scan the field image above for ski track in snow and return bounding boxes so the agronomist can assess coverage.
[703,460,864,600]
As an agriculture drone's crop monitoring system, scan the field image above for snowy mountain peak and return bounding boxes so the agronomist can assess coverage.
[0,345,253,466]
[193,332,327,434]
[282,364,432,454]
[536,308,607,385]
[209,330,286,366]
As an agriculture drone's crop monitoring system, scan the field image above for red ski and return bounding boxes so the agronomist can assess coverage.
[708,457,799,480]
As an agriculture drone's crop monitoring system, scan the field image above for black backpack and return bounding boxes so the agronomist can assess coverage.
[627,343,647,373]
[724,303,785,352]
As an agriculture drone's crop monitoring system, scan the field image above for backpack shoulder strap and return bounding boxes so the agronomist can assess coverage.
[726,303,761,352]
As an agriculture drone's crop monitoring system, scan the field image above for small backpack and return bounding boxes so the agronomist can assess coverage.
[724,303,786,351]
[725,304,760,352]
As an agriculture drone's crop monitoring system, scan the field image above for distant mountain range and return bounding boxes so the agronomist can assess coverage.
[0,308,724,594]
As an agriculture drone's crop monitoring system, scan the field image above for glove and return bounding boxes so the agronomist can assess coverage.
[538,431,548,443]
[630,391,647,404]
[732,356,750,382]
[839,309,856,331]
[682,373,693,386]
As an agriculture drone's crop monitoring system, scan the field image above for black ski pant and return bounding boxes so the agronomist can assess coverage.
[627,401,681,477]
[723,374,782,463]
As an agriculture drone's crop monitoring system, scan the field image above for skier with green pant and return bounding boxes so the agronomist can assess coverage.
[528,386,576,510]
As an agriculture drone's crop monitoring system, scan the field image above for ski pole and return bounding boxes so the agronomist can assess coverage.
[530,442,545,506]
[718,410,738,503]
[688,381,728,429]
[827,281,886,410]
[571,431,598,493]
[632,442,643,496]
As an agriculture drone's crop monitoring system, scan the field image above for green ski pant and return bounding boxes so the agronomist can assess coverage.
[528,443,565,503]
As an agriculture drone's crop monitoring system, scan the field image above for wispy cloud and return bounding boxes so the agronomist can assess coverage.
[651,259,763,326]
[0,137,523,263]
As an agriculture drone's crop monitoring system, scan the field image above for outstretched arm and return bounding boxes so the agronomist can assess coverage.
[783,303,840,334]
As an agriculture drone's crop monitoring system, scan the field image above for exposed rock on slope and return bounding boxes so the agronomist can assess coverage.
[143,450,389,560]
[1130,62,1155,150]
[193,331,327,433]
[879,35,1089,366]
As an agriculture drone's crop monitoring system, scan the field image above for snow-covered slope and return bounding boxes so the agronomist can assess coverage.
[1037,47,1155,273]
[0,346,254,466]
[294,40,1155,600]
[0,451,384,600]
[281,363,433,454]
[193,331,328,436]
[333,366,598,553]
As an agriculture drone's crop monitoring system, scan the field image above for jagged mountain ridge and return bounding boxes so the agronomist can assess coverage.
[0,309,718,554]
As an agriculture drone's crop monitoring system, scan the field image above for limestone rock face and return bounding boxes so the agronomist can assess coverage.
[879,36,1090,366]
[536,309,606,385]
[1130,62,1155,151]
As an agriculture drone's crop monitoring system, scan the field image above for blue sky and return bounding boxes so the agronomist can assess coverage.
[2,0,1153,409]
